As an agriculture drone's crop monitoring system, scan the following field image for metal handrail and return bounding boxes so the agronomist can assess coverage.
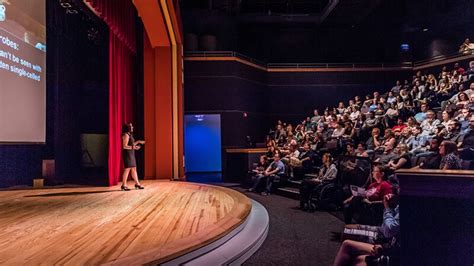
[184,50,473,69]
[413,51,474,67]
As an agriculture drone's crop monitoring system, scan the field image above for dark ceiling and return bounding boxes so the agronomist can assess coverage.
[180,0,474,63]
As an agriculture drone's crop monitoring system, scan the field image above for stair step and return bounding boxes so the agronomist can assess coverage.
[275,187,300,200]
[285,179,302,189]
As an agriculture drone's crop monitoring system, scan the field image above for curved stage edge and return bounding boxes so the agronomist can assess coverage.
[0,181,269,265]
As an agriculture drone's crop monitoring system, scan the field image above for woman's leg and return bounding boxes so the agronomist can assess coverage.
[122,168,131,186]
[333,240,373,266]
[130,167,141,185]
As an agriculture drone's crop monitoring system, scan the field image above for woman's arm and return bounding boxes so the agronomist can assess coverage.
[390,157,407,170]
[122,134,133,150]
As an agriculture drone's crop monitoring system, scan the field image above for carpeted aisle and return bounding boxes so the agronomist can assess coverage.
[235,188,344,266]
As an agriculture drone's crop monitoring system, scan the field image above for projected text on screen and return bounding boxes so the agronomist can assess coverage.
[0,0,46,143]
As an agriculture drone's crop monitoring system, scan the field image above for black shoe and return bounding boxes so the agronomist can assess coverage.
[121,185,131,191]
[135,184,145,190]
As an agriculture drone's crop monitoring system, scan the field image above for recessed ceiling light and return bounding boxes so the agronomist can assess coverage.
[422,28,428,32]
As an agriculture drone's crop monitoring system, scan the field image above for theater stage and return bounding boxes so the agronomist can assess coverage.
[0,181,267,265]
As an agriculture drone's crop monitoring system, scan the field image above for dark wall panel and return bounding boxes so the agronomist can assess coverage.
[184,60,412,146]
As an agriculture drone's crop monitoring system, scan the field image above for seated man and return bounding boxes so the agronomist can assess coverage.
[292,142,315,180]
[416,137,442,169]
[334,193,400,266]
[373,142,397,165]
[248,153,285,195]
[414,103,428,123]
[420,110,440,136]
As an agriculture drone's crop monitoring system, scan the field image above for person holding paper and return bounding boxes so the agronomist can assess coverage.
[334,193,400,266]
[343,165,392,224]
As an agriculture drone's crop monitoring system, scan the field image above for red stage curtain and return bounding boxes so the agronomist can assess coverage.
[84,0,137,186]
[84,0,136,53]
[108,34,134,186]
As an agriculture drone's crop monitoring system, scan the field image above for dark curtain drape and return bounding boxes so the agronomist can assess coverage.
[84,0,137,186]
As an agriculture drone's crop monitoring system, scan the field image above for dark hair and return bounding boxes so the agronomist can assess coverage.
[122,122,132,134]
[373,165,387,179]
[441,141,458,155]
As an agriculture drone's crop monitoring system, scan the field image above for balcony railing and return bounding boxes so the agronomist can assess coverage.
[185,50,474,69]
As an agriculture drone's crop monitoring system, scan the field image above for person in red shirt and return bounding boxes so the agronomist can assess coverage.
[343,165,393,224]
[392,117,406,133]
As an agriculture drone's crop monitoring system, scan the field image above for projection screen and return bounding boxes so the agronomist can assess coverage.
[0,0,46,143]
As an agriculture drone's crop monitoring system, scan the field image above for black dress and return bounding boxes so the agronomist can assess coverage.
[122,133,136,168]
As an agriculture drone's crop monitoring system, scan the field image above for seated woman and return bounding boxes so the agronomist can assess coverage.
[439,140,462,170]
[343,165,392,224]
[299,153,337,211]
[334,193,400,266]
[387,143,412,171]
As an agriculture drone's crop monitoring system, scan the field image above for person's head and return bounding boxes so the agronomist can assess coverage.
[396,143,408,155]
[274,152,281,161]
[470,116,474,130]
[373,91,380,98]
[470,82,474,90]
[426,110,435,120]
[357,143,366,151]
[372,127,380,137]
[447,120,460,132]
[397,117,404,125]
[314,109,319,116]
[355,95,361,101]
[460,108,470,119]
[303,142,310,151]
[469,94,474,103]
[458,92,468,102]
[259,155,267,164]
[412,126,422,136]
[439,140,458,156]
[385,141,394,152]
[454,62,460,69]
[276,124,282,130]
[346,143,354,154]
[442,111,451,121]
[470,61,474,69]
[420,103,428,112]
[396,80,401,86]
[122,122,133,134]
[289,144,297,151]
[338,101,344,108]
[401,127,411,137]
[372,165,386,182]
[407,117,416,126]
[384,129,394,139]
[322,153,332,165]
[429,137,441,151]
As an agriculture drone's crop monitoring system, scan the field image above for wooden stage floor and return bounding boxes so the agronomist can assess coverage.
[0,181,251,265]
